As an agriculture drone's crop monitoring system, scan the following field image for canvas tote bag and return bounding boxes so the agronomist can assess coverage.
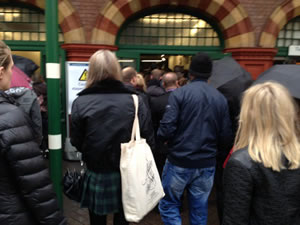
[120,94,165,222]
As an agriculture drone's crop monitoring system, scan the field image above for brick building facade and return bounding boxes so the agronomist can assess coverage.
[1,0,299,78]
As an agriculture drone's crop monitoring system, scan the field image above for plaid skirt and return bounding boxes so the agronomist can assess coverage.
[80,169,122,215]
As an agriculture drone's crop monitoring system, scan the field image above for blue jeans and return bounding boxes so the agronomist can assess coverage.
[159,160,215,225]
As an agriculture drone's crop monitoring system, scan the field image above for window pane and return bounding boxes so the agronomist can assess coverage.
[40,33,46,41]
[190,38,197,46]
[278,31,284,38]
[159,37,166,45]
[174,38,181,45]
[159,28,165,36]
[167,38,174,45]
[0,6,63,42]
[198,39,205,45]
[293,31,300,39]
[287,23,294,29]
[205,38,213,45]
[31,13,38,22]
[213,38,220,46]
[175,29,181,37]
[276,16,300,47]
[118,13,220,46]
[286,31,292,38]
[277,39,284,47]
[151,27,157,36]
[13,32,21,40]
[182,38,189,45]
[31,32,38,41]
[294,22,300,30]
[285,39,292,46]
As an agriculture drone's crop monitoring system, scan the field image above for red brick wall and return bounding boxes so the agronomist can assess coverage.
[69,0,287,45]
[70,0,109,42]
[239,0,286,45]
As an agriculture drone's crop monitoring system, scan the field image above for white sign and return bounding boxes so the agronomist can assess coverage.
[288,45,300,56]
[66,62,89,114]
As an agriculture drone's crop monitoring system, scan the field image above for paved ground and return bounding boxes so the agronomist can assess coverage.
[63,160,220,225]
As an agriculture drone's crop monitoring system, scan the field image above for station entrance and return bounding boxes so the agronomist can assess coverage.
[116,10,226,73]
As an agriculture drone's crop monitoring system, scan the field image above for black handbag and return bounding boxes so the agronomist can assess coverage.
[62,168,84,202]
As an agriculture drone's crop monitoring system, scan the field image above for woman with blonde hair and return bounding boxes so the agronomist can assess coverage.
[135,73,147,92]
[223,81,300,225]
[0,41,66,224]
[71,50,154,225]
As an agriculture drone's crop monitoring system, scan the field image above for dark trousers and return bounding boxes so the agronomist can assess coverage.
[215,163,224,224]
[88,210,128,225]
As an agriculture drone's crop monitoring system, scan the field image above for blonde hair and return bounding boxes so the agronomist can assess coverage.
[136,73,147,92]
[0,40,11,70]
[234,82,300,171]
[86,50,121,88]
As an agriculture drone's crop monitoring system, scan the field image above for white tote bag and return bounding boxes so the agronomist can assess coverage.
[120,94,165,222]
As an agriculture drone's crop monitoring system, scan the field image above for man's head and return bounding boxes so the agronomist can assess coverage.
[189,52,212,81]
[162,72,178,91]
[122,67,137,86]
[150,69,164,81]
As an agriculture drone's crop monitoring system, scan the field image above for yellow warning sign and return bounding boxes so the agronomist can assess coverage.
[79,69,88,81]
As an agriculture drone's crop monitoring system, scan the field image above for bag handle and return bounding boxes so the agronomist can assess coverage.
[131,94,141,141]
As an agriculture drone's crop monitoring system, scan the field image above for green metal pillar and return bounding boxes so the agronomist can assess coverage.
[46,0,63,208]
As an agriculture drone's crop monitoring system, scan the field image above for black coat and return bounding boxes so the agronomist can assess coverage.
[223,148,300,225]
[146,79,165,97]
[71,79,155,172]
[150,91,172,133]
[0,92,66,225]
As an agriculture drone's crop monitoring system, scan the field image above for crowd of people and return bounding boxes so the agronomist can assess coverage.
[0,38,300,225]
[70,49,300,225]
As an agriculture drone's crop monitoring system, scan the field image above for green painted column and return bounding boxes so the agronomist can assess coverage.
[46,0,63,208]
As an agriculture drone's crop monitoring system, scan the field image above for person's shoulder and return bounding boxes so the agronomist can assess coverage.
[229,147,253,169]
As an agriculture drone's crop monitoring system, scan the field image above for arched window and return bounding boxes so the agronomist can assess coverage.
[277,16,300,47]
[0,5,63,42]
[118,13,220,47]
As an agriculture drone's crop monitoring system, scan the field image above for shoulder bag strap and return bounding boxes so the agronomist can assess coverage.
[131,94,141,141]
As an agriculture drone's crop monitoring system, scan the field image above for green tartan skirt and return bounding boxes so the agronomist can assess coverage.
[80,169,122,215]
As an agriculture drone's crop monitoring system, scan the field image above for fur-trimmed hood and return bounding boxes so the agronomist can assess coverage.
[78,79,137,96]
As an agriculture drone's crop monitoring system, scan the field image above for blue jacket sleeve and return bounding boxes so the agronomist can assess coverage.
[157,92,180,141]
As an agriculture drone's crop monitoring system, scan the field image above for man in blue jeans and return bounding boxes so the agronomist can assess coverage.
[157,52,233,225]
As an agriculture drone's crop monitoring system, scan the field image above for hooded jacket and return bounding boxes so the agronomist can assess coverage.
[6,87,42,144]
[0,91,66,225]
[71,79,155,172]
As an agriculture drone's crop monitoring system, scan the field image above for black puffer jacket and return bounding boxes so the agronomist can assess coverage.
[71,79,155,172]
[0,92,66,225]
[223,147,300,225]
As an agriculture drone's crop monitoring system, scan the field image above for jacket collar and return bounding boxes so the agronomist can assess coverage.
[78,79,137,96]
[0,90,17,105]
[191,78,208,83]
[147,79,161,87]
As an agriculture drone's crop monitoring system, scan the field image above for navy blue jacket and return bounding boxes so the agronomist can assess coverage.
[157,79,233,168]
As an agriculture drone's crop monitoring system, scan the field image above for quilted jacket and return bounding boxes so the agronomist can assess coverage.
[0,91,66,225]
[223,147,300,225]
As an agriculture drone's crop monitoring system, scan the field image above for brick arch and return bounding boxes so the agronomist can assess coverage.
[260,0,300,48]
[91,0,255,48]
[12,0,85,43]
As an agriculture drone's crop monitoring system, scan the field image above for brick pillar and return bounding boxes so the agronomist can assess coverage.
[224,48,278,80]
[61,44,118,61]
